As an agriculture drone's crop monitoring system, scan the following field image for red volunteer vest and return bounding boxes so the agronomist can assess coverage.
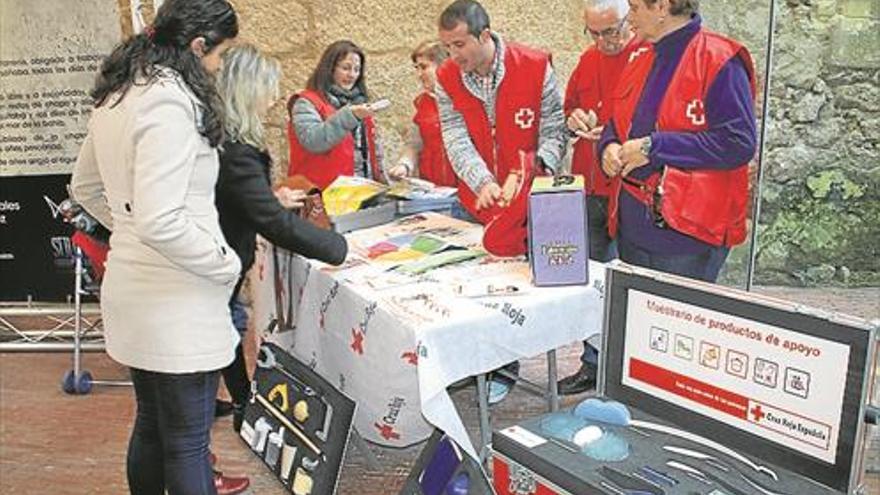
[286,89,380,190]
[412,93,457,187]
[565,38,649,197]
[436,43,547,223]
[609,29,756,247]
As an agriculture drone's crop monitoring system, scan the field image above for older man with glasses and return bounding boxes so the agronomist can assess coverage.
[558,0,648,396]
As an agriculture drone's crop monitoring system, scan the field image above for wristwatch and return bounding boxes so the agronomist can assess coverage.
[640,135,653,158]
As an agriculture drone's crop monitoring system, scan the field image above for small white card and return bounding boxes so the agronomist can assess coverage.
[500,425,547,449]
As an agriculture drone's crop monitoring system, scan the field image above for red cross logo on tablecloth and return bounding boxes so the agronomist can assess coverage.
[629,47,649,63]
[401,350,419,366]
[374,422,401,440]
[350,328,364,355]
[514,108,535,130]
[750,404,765,422]
[686,99,706,126]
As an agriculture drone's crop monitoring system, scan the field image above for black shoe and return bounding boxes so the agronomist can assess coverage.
[232,403,244,433]
[557,363,597,396]
[215,399,235,418]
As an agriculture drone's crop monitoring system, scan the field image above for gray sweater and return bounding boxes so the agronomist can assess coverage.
[292,97,385,181]
[435,33,566,194]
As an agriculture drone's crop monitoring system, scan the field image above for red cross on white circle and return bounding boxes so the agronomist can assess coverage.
[686,99,706,126]
[514,107,535,130]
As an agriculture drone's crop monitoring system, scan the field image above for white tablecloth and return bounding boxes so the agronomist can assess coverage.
[249,213,604,458]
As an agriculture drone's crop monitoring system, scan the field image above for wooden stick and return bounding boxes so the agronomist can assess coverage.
[255,393,323,457]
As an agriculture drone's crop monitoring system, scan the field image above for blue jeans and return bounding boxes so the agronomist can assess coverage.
[127,368,220,495]
[618,236,730,283]
[230,297,248,336]
[586,195,617,263]
[223,297,251,410]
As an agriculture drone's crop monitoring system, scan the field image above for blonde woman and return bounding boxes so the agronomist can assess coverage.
[389,40,458,187]
[215,44,348,435]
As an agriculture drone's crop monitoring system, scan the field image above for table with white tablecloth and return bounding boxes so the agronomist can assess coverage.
[248,212,604,459]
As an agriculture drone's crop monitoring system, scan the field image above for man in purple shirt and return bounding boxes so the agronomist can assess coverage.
[598,0,757,282]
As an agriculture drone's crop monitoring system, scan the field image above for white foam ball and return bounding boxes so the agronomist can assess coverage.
[572,425,603,447]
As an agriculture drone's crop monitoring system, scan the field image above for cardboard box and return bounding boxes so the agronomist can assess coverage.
[527,175,589,287]
[492,263,878,494]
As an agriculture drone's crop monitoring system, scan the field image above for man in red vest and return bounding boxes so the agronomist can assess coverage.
[599,0,756,281]
[436,0,567,403]
[558,0,649,396]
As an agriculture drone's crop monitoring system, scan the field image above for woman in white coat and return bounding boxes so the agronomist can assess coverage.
[70,1,240,493]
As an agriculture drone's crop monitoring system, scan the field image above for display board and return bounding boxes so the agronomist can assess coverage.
[602,263,876,493]
[0,0,121,300]
[241,343,356,495]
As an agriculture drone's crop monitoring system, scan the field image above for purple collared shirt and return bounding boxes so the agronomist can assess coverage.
[599,15,757,254]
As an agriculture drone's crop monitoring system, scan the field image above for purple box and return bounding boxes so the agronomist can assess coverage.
[527,175,589,286]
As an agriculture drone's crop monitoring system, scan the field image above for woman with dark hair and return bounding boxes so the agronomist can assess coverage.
[215,43,348,432]
[287,40,387,189]
[70,1,242,493]
[389,40,458,187]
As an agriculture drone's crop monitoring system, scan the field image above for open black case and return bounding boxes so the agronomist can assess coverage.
[240,342,356,495]
[492,263,878,495]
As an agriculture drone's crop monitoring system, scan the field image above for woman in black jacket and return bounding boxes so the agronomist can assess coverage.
[215,44,348,434]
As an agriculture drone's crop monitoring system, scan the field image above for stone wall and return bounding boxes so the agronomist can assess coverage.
[231,0,590,182]
[740,0,878,286]
[157,0,880,287]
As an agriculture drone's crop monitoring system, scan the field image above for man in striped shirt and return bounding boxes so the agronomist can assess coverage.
[436,0,566,219]
[436,0,567,404]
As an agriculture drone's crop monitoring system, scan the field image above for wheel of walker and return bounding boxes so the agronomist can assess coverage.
[62,369,77,394]
[75,371,93,395]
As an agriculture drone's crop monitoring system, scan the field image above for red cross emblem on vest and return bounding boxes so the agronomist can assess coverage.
[514,107,535,130]
[629,47,649,63]
[686,99,706,126]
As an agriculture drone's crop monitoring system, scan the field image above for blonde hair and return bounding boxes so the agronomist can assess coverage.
[410,40,448,65]
[217,44,281,149]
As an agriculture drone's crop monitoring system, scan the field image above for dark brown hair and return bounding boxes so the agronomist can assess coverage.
[306,40,368,96]
[439,0,490,37]
[91,0,238,147]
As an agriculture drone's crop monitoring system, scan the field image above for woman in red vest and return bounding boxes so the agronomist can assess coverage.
[389,40,458,188]
[598,0,757,283]
[287,40,384,189]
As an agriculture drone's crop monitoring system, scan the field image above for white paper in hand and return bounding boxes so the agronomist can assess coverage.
[369,98,391,112]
